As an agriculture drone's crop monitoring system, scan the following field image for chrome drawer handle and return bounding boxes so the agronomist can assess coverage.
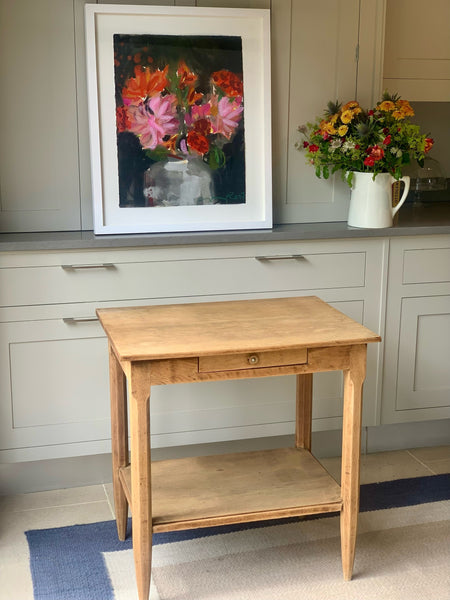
[255,254,305,261]
[248,354,260,365]
[63,317,99,324]
[61,263,115,270]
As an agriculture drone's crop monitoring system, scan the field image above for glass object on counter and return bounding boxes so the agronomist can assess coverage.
[405,156,447,203]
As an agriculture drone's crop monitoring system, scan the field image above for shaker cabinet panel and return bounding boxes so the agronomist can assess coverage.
[383,0,450,101]
[280,0,359,224]
[0,319,111,452]
[396,296,450,411]
[381,235,450,424]
[0,0,81,232]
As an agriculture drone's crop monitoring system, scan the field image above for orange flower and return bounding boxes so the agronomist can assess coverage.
[396,99,414,117]
[187,130,209,154]
[211,70,243,97]
[340,110,354,124]
[116,106,130,132]
[392,110,405,120]
[177,60,197,89]
[122,66,169,105]
[377,100,396,112]
[187,87,203,105]
[320,120,337,135]
[342,101,359,111]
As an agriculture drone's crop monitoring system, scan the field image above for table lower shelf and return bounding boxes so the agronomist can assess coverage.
[119,447,342,533]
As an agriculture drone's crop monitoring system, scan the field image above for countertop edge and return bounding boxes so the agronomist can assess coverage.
[1,206,450,252]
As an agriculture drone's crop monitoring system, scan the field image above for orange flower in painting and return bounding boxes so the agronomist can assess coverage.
[187,87,203,105]
[177,60,197,89]
[116,106,131,132]
[211,70,243,97]
[122,66,169,105]
[187,130,209,155]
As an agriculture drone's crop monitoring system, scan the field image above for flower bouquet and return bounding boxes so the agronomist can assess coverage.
[296,93,433,187]
[116,60,244,170]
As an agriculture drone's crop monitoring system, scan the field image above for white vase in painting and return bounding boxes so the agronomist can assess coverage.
[143,157,214,207]
[347,171,410,228]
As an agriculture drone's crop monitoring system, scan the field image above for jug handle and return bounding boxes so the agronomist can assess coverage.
[392,176,410,217]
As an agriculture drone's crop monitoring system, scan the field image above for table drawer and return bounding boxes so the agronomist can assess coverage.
[199,348,308,373]
[0,250,366,307]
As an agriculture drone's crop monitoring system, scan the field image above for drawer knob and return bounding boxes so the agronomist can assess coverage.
[248,354,260,365]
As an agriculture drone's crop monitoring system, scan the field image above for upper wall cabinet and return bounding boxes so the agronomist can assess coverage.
[274,0,385,224]
[275,0,359,224]
[0,0,82,232]
[383,0,450,102]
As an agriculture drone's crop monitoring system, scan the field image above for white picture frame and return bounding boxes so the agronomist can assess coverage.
[85,3,272,234]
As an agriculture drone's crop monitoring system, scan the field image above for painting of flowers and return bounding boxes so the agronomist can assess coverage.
[85,4,271,234]
[114,34,245,208]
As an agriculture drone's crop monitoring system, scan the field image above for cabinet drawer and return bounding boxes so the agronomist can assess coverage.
[0,251,366,307]
[199,348,308,373]
[402,248,450,284]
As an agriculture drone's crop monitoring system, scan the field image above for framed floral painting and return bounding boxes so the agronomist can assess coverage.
[85,4,272,234]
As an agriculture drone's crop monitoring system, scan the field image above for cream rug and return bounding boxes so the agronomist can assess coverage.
[104,500,450,600]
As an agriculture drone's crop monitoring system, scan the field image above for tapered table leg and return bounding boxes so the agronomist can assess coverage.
[109,344,129,541]
[340,344,366,581]
[129,362,152,600]
[295,373,313,451]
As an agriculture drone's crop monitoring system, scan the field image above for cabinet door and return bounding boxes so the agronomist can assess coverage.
[279,0,360,224]
[383,0,450,101]
[0,319,110,461]
[0,0,81,232]
[382,236,450,424]
[396,296,450,411]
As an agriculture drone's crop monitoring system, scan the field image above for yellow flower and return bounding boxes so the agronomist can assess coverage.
[342,101,359,111]
[377,100,395,112]
[396,100,414,117]
[392,110,405,120]
[340,110,354,124]
[352,107,363,116]
[337,125,348,136]
[320,120,337,135]
[329,114,339,125]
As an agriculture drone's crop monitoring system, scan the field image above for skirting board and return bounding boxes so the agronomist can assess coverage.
[1,419,449,495]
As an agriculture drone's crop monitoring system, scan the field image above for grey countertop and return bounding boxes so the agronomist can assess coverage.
[1,202,449,252]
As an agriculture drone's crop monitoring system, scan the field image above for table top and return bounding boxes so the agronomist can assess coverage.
[97,296,381,362]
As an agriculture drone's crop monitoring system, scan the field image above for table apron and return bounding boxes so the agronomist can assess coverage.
[117,345,359,385]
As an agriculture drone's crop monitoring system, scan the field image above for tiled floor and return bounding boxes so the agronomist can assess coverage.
[0,446,448,600]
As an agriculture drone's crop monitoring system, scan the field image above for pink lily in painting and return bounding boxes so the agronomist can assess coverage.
[127,95,179,149]
[209,95,243,139]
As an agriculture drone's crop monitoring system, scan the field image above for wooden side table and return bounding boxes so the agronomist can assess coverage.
[97,296,381,600]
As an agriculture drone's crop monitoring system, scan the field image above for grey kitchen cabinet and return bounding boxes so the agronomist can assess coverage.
[0,238,385,462]
[0,0,386,232]
[381,235,450,424]
[383,0,450,102]
[0,0,82,232]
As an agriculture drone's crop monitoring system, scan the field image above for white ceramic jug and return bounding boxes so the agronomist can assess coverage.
[348,172,410,228]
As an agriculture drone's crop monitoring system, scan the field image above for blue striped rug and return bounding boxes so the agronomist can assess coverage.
[26,474,450,600]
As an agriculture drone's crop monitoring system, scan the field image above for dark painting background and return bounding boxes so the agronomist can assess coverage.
[114,34,245,208]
